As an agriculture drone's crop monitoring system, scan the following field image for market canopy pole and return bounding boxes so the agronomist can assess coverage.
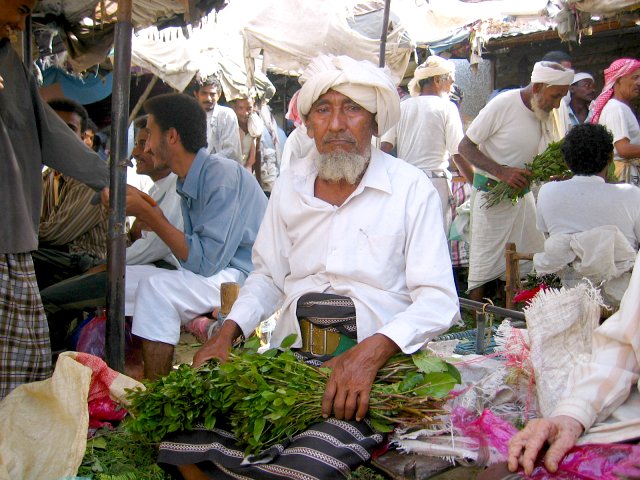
[105,0,133,372]
[378,0,391,67]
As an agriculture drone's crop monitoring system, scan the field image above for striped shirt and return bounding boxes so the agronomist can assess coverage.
[552,251,640,443]
[40,170,108,259]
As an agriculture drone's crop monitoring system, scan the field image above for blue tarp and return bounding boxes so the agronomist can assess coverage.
[42,67,113,105]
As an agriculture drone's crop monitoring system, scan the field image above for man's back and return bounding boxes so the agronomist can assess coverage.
[537,176,640,249]
[384,95,462,172]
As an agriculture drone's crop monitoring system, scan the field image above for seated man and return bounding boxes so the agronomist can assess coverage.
[34,98,108,290]
[158,54,459,479]
[103,93,268,381]
[534,123,640,305]
[508,249,640,475]
[40,119,184,349]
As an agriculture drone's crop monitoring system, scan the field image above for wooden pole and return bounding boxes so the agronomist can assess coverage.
[378,0,391,68]
[105,0,133,372]
[128,75,158,126]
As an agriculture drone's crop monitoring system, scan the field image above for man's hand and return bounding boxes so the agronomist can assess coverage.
[507,416,584,475]
[321,334,398,422]
[496,165,533,190]
[0,75,4,90]
[192,320,242,367]
[101,185,157,218]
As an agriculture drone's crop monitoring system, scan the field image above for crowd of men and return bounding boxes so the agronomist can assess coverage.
[2,0,640,477]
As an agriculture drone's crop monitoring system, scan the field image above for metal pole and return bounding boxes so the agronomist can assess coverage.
[21,15,32,72]
[105,0,133,372]
[378,0,391,67]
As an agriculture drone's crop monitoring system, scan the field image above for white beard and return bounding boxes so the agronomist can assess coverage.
[531,93,551,121]
[314,149,370,185]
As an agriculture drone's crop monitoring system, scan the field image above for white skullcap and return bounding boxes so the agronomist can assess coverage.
[296,55,400,136]
[407,55,456,97]
[530,61,575,86]
[572,72,594,85]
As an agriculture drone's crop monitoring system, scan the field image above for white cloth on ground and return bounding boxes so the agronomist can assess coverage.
[552,250,640,444]
[125,173,183,268]
[131,267,245,344]
[229,147,460,353]
[468,191,544,291]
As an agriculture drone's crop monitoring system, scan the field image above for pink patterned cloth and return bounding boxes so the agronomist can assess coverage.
[591,58,640,124]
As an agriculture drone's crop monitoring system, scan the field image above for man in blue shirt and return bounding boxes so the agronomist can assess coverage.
[105,93,267,380]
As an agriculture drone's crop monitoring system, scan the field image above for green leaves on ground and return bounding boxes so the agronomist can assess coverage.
[126,340,460,455]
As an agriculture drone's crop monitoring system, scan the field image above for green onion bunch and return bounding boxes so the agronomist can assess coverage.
[126,335,460,455]
[482,140,570,208]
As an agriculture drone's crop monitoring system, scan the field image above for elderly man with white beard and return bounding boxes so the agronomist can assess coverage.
[156,54,460,480]
[458,61,574,303]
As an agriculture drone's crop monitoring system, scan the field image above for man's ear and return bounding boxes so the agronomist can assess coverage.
[166,127,179,145]
[532,83,543,95]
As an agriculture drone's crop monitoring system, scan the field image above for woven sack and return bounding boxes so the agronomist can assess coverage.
[524,283,602,417]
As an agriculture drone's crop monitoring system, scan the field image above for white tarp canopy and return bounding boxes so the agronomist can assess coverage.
[241,0,414,84]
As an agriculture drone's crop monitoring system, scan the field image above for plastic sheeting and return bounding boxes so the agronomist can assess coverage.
[242,0,414,85]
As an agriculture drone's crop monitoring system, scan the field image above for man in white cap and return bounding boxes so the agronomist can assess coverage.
[458,61,574,302]
[564,72,596,127]
[158,54,460,479]
[381,55,472,232]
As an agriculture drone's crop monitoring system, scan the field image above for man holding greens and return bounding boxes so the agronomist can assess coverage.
[158,54,459,479]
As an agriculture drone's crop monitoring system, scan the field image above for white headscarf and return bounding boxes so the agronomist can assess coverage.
[530,61,575,85]
[296,55,400,136]
[407,55,456,97]
[572,72,594,85]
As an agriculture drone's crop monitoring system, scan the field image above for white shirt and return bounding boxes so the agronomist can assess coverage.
[536,175,640,250]
[466,89,543,175]
[229,148,460,353]
[126,173,183,267]
[279,127,316,173]
[206,104,242,162]
[598,99,640,161]
[381,95,463,173]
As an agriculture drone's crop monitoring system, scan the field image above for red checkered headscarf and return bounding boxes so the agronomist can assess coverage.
[591,58,640,124]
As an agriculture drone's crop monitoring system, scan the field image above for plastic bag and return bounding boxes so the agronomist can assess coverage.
[76,310,137,364]
[76,309,107,358]
[526,443,640,479]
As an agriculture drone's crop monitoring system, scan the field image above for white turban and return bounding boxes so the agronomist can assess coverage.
[530,61,575,86]
[407,55,456,97]
[571,72,594,85]
[296,55,400,136]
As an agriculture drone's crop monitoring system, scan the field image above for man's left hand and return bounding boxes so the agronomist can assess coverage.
[321,334,398,422]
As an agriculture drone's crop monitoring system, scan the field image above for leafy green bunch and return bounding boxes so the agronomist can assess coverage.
[482,140,570,208]
[126,335,460,455]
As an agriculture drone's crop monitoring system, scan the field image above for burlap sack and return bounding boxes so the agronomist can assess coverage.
[524,284,602,417]
[0,352,143,480]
